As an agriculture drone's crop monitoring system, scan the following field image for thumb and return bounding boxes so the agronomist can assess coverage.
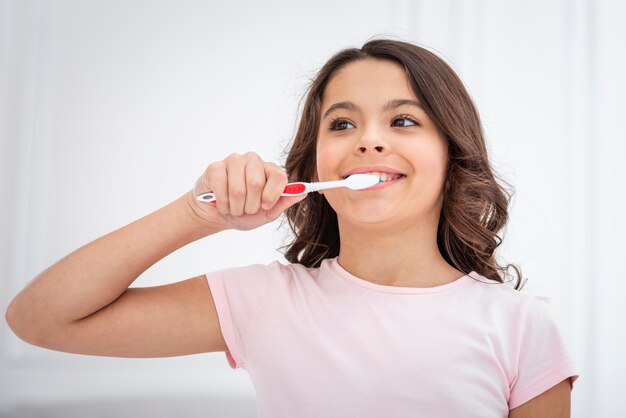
[267,194,307,219]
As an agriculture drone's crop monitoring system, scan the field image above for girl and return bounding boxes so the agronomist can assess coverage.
[6,38,578,417]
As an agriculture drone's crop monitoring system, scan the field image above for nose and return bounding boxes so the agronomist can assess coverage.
[354,126,388,154]
[356,144,385,153]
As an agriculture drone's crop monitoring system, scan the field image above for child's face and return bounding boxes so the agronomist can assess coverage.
[316,58,449,227]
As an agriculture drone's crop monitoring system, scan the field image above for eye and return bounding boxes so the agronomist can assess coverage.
[392,115,419,127]
[328,114,420,131]
[329,118,355,131]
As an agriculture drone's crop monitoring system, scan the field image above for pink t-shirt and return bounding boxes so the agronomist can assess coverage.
[206,257,579,417]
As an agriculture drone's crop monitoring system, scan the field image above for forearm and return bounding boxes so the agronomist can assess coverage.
[6,190,224,334]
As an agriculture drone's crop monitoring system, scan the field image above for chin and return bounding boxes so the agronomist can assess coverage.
[339,205,399,226]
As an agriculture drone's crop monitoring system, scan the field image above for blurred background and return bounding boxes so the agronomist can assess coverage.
[1,0,624,417]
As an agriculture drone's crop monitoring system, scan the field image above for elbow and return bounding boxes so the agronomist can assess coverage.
[5,298,27,340]
[5,298,46,346]
[5,298,19,332]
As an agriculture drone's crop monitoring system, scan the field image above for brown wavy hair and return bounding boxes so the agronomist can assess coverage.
[277,38,525,290]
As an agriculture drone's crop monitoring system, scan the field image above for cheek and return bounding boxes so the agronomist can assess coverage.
[316,142,341,180]
[410,142,448,184]
[423,154,447,177]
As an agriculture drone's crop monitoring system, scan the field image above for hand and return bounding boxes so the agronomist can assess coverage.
[187,152,306,231]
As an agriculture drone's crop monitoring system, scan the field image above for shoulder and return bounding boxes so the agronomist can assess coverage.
[210,259,296,277]
[464,271,538,310]
[209,258,322,285]
[461,271,560,339]
[465,273,569,347]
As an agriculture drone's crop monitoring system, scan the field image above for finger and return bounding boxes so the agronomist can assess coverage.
[266,194,307,220]
[244,156,266,215]
[208,162,229,215]
[261,163,289,210]
[227,155,247,216]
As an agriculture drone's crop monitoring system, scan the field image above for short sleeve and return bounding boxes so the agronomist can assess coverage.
[508,295,580,410]
[205,260,286,370]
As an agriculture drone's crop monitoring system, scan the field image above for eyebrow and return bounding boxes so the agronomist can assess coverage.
[321,99,424,120]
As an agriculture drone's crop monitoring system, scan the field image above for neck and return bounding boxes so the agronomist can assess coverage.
[336,215,463,288]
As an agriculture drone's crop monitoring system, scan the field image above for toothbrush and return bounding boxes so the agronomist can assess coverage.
[195,173,382,203]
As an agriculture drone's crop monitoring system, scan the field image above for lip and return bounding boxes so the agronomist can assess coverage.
[341,165,406,178]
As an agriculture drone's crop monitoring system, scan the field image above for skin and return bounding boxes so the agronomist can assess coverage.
[508,379,571,417]
[316,58,465,288]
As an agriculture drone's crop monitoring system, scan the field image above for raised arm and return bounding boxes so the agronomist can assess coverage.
[4,153,305,357]
[4,191,225,354]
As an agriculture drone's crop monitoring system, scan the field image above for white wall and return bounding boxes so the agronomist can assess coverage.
[1,0,624,416]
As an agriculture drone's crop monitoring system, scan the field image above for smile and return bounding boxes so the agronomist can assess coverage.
[358,173,406,191]
[342,171,406,182]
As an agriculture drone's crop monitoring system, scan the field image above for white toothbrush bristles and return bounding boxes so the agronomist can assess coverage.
[344,174,382,190]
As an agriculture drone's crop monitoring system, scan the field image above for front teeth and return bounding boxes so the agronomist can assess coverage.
[363,171,402,182]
